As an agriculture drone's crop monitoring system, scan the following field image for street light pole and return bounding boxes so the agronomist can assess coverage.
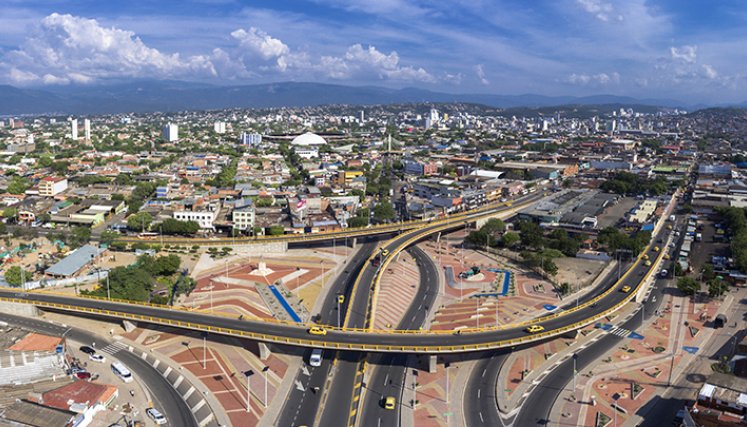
[245,370,254,413]
[445,362,450,404]
[263,366,269,408]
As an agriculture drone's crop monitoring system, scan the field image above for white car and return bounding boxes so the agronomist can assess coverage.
[146,408,167,425]
[89,354,105,363]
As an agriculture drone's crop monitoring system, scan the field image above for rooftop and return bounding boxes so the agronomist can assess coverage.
[45,245,103,277]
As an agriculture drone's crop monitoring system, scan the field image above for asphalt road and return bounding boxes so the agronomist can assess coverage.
[276,242,376,427]
[0,312,197,427]
[358,246,440,427]
[513,229,679,426]
[464,250,637,427]
[0,218,661,353]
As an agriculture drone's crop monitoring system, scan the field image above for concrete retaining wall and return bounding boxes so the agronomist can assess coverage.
[0,301,39,317]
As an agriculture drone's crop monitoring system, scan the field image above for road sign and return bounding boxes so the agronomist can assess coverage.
[628,332,645,340]
[543,304,558,311]
[597,323,613,331]
[683,346,699,354]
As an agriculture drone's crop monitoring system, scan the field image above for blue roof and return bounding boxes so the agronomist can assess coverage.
[45,245,103,277]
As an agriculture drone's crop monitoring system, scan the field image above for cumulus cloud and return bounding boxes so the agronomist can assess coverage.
[230,27,290,69]
[2,14,437,86]
[565,71,620,85]
[475,64,490,85]
[670,45,697,63]
[339,44,435,82]
[3,13,216,84]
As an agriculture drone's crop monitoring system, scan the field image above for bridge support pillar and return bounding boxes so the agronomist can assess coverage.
[122,320,137,333]
[258,342,271,360]
[428,355,438,373]
[351,238,357,249]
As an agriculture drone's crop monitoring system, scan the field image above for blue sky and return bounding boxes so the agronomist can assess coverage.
[0,0,745,103]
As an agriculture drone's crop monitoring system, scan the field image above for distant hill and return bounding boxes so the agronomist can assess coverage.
[0,80,691,115]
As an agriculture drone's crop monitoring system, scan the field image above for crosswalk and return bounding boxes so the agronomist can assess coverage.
[609,326,631,337]
[99,342,128,355]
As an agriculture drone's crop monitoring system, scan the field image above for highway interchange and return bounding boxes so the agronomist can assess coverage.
[0,189,683,426]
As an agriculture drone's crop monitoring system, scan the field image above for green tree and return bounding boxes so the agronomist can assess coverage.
[518,221,544,248]
[2,208,18,219]
[4,265,30,287]
[677,277,700,295]
[84,265,154,301]
[127,212,153,232]
[159,218,199,235]
[373,199,396,223]
[501,232,520,248]
[708,279,729,298]
[6,176,30,195]
[70,227,91,248]
[268,225,285,235]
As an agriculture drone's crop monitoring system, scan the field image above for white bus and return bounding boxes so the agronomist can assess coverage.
[111,362,133,383]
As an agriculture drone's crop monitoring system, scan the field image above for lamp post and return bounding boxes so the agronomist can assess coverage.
[262,366,270,408]
[245,370,254,413]
[444,362,450,404]
[572,353,578,392]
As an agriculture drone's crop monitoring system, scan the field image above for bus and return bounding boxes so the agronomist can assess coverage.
[111,362,133,383]
[137,232,158,240]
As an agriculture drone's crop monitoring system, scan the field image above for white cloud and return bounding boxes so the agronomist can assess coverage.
[230,27,289,62]
[702,64,718,79]
[3,13,216,84]
[475,64,490,85]
[565,71,620,85]
[324,44,435,82]
[670,45,697,63]
[576,0,616,22]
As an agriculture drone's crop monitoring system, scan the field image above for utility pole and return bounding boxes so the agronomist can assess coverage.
[245,370,254,413]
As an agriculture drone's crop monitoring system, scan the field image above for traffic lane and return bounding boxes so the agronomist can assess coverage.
[515,277,673,426]
[465,353,510,427]
[359,247,440,427]
[317,353,365,427]
[0,313,197,427]
[1,257,648,350]
[277,242,375,426]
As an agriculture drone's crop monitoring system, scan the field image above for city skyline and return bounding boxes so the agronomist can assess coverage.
[0,0,746,104]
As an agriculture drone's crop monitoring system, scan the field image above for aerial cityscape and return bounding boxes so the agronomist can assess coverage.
[0,1,746,427]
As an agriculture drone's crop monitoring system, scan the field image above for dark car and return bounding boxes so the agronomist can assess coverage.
[79,346,96,355]
[74,371,91,380]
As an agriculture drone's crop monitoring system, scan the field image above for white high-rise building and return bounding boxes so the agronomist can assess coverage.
[163,123,179,142]
[359,110,365,123]
[84,119,91,140]
[70,119,78,140]
[213,121,226,134]
[240,132,262,146]
[429,108,440,123]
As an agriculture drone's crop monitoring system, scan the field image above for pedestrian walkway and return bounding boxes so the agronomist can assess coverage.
[99,341,128,355]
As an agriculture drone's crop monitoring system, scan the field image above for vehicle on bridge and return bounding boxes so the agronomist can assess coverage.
[308,326,327,336]
[383,396,396,410]
[525,325,544,333]
[380,249,389,257]
[621,285,631,293]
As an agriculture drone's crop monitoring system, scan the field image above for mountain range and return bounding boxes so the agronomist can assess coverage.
[0,81,739,116]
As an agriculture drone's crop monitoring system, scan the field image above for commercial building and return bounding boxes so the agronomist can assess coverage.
[45,245,104,277]
[173,209,217,229]
[38,177,68,197]
[213,121,226,134]
[84,118,91,140]
[232,201,256,232]
[70,119,78,140]
[163,123,179,142]
[240,132,262,146]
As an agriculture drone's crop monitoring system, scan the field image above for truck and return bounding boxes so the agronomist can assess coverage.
[371,256,381,267]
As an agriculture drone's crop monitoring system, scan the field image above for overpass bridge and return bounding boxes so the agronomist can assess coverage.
[0,190,673,354]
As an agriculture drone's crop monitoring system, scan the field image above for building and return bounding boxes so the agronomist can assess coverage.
[213,121,226,134]
[232,202,255,232]
[70,119,78,140]
[163,123,179,142]
[240,132,262,146]
[294,147,319,159]
[404,159,438,176]
[689,373,747,427]
[45,245,104,277]
[34,380,118,426]
[173,210,217,229]
[84,118,91,140]
[291,132,327,146]
[38,177,68,197]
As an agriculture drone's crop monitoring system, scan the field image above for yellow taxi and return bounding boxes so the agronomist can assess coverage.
[621,285,631,293]
[642,254,649,260]
[307,326,327,336]
[664,254,671,260]
[384,396,396,410]
[381,249,390,257]
[653,246,660,252]
[667,224,673,230]
[525,325,545,333]
[645,260,652,266]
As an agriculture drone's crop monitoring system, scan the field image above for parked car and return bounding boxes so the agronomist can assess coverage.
[89,354,106,363]
[79,346,95,355]
[74,371,92,380]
